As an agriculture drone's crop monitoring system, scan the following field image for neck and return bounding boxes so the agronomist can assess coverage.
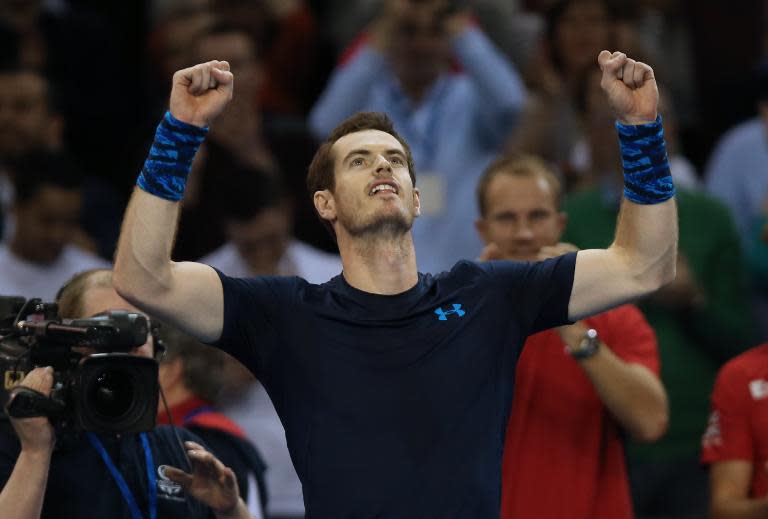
[162,384,194,409]
[337,231,418,295]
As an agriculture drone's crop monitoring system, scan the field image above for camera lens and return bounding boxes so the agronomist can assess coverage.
[76,354,158,434]
[88,370,135,419]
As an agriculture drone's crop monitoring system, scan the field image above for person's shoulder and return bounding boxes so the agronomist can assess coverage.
[676,187,736,220]
[61,245,110,268]
[199,243,239,272]
[715,117,765,151]
[719,344,768,381]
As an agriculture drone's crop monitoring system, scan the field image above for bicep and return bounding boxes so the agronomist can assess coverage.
[150,261,224,343]
[569,249,649,321]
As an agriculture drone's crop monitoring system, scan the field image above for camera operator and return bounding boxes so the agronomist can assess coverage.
[0,268,253,519]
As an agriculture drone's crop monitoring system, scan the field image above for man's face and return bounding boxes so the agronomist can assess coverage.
[13,185,81,264]
[388,2,451,93]
[554,0,610,77]
[227,205,291,275]
[320,130,420,238]
[475,173,565,261]
[79,285,154,359]
[0,72,55,155]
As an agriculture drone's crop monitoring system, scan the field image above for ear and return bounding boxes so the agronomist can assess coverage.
[313,190,336,222]
[475,217,490,245]
[412,187,421,217]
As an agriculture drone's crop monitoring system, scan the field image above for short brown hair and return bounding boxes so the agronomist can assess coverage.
[56,269,113,318]
[306,112,416,237]
[476,154,563,217]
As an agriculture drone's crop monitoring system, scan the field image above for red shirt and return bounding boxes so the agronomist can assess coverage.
[501,304,659,519]
[701,344,768,497]
[156,396,247,440]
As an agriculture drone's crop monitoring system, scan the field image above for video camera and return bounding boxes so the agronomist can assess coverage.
[0,296,159,434]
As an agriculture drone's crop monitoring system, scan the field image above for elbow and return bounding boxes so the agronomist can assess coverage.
[631,407,669,443]
[112,270,145,309]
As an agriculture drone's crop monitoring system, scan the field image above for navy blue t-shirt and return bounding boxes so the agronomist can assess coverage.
[214,254,576,518]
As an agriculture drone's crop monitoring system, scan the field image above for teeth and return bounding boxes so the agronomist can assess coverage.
[370,184,397,195]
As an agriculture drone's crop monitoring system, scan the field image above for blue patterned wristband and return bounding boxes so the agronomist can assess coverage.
[136,111,208,201]
[616,115,675,205]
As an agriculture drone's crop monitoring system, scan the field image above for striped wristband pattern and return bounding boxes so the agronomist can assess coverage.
[616,115,675,205]
[136,111,208,201]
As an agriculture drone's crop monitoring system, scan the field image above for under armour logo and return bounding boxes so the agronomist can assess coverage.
[434,304,466,320]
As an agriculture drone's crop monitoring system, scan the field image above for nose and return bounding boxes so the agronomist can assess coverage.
[514,220,534,240]
[373,154,393,175]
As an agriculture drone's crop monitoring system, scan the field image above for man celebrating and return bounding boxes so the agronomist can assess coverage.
[474,154,668,518]
[114,50,677,517]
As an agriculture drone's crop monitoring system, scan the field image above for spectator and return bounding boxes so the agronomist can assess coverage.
[201,165,340,281]
[156,325,269,519]
[0,152,107,301]
[474,154,667,519]
[505,0,615,178]
[562,68,752,518]
[309,0,526,273]
[701,342,768,518]
[705,61,768,340]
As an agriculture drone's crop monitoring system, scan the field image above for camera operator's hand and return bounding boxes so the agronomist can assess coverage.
[170,60,234,128]
[163,441,251,519]
[6,367,55,456]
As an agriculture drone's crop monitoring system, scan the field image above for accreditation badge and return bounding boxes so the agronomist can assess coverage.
[417,172,446,216]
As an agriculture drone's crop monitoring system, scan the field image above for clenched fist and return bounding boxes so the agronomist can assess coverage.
[598,50,658,126]
[170,60,234,128]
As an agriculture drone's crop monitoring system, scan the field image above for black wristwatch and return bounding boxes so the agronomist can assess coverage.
[567,328,600,360]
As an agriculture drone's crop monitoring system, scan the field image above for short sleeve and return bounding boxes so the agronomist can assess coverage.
[701,361,753,464]
[483,252,576,334]
[211,270,303,379]
[590,305,659,375]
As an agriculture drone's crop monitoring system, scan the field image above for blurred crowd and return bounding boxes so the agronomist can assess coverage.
[0,0,767,518]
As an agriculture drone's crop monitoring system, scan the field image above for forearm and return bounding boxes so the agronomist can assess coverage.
[711,498,768,519]
[0,449,52,519]
[114,188,180,302]
[451,27,525,123]
[214,498,253,519]
[577,345,668,442]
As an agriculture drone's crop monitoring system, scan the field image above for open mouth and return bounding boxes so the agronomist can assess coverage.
[369,182,399,196]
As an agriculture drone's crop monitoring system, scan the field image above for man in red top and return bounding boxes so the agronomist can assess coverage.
[474,154,669,519]
[701,344,768,517]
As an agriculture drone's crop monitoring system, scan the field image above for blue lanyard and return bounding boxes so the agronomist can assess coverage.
[86,432,157,519]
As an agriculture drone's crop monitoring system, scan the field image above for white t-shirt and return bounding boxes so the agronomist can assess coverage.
[202,240,341,284]
[0,243,110,301]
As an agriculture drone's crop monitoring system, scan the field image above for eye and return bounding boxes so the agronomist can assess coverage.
[351,157,364,167]
[390,156,405,166]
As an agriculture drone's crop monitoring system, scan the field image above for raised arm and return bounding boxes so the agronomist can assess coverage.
[0,368,56,519]
[113,61,233,342]
[569,51,678,320]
